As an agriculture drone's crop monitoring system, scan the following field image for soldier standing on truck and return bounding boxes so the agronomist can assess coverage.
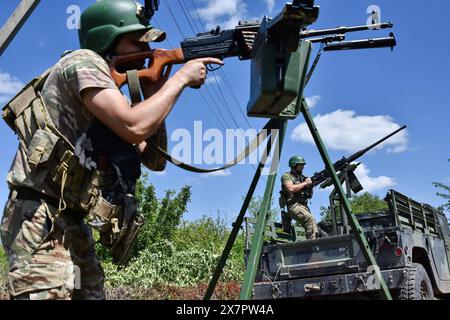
[0,0,222,300]
[280,156,319,239]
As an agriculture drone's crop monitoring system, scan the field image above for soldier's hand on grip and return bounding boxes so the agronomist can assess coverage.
[177,57,223,88]
[305,178,313,186]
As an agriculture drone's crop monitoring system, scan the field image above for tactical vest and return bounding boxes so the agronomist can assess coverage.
[2,67,143,265]
[280,171,312,207]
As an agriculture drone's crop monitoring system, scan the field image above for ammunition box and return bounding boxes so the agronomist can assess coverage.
[247,40,311,119]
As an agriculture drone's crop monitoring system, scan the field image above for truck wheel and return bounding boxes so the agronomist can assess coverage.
[399,263,434,300]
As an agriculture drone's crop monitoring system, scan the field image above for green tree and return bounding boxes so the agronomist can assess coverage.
[320,192,388,221]
[174,215,228,251]
[133,172,192,256]
[433,159,450,215]
[247,196,279,222]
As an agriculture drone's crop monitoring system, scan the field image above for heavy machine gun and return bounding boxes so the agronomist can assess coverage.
[111,0,396,119]
[303,125,407,197]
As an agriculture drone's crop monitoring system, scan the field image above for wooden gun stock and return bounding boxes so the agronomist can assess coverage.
[110,48,185,88]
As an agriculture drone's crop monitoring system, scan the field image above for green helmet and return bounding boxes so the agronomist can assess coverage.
[289,156,306,168]
[78,0,166,54]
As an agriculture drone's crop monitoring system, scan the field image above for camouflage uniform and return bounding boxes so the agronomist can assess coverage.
[281,172,319,240]
[1,49,117,300]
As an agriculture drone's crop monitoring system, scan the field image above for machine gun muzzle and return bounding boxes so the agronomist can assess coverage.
[323,32,397,51]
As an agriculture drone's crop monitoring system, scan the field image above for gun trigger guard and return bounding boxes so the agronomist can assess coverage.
[206,64,222,72]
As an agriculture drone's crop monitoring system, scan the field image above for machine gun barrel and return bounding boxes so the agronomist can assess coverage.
[308,34,346,44]
[300,22,393,39]
[345,125,406,163]
[310,125,407,187]
[323,33,396,51]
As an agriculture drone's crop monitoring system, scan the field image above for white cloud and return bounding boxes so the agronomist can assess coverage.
[354,163,396,193]
[290,109,408,154]
[197,0,253,30]
[265,0,275,13]
[201,169,232,177]
[0,71,24,104]
[152,171,167,176]
[305,95,321,109]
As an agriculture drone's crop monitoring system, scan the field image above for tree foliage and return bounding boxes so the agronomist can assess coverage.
[0,246,7,298]
[0,247,6,277]
[320,192,388,221]
[433,159,450,214]
[247,196,279,222]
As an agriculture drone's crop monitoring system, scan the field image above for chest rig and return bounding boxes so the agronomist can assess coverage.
[280,171,313,208]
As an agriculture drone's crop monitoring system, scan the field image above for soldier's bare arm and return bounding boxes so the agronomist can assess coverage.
[283,178,313,193]
[82,57,223,145]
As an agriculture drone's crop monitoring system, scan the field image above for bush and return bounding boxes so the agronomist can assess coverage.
[0,246,8,300]
[93,174,246,297]
[101,216,245,290]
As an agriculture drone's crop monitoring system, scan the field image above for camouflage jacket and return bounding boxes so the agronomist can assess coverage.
[281,171,312,206]
[6,49,140,199]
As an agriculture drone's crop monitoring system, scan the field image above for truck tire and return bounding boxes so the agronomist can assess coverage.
[399,263,434,300]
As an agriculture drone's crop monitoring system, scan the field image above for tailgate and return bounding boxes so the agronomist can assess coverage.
[262,235,361,280]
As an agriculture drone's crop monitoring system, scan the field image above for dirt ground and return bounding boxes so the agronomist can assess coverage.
[0,281,241,300]
[105,282,241,300]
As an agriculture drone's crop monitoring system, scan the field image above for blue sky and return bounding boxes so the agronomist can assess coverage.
[0,0,449,225]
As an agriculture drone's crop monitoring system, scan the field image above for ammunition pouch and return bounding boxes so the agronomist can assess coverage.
[279,190,287,209]
[97,194,144,265]
[281,210,292,234]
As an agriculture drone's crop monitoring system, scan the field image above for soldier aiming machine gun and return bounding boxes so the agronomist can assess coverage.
[110,0,397,94]
[301,125,407,199]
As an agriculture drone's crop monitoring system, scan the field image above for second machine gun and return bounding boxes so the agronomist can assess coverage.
[301,125,407,199]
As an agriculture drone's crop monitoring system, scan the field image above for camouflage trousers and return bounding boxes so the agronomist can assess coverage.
[287,202,319,240]
[0,193,105,300]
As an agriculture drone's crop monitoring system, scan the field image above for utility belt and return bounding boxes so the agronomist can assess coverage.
[12,186,61,209]
[287,198,309,207]
[279,189,308,209]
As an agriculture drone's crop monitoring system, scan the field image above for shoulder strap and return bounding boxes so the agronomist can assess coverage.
[125,71,278,174]
[126,70,142,104]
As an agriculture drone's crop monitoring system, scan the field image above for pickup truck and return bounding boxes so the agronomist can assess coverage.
[245,189,450,300]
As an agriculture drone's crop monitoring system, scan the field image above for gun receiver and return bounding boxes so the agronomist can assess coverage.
[310,125,407,188]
